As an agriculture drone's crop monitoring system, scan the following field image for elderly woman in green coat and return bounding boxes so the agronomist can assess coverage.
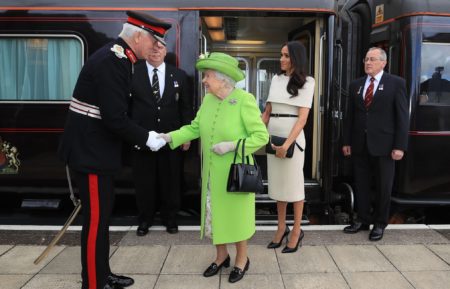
[158,52,268,283]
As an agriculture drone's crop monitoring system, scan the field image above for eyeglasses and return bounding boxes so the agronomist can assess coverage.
[363,57,382,63]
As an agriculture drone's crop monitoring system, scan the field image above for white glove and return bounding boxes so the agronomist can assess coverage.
[157,133,172,143]
[146,131,166,151]
[211,141,236,155]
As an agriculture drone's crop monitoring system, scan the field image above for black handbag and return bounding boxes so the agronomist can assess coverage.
[265,135,304,158]
[227,139,264,194]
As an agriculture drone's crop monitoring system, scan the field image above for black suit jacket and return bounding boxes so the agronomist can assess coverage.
[130,62,193,149]
[343,72,409,156]
[58,38,148,174]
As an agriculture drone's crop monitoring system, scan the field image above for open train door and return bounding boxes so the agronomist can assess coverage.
[330,0,372,219]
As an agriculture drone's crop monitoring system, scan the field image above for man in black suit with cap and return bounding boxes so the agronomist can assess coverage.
[130,44,193,236]
[342,47,409,241]
[58,11,171,289]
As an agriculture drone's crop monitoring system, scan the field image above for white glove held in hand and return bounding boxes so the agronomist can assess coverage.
[211,141,236,155]
[146,131,166,151]
[157,133,172,143]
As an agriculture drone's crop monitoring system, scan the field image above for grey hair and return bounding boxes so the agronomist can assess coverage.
[213,71,236,88]
[368,47,387,61]
[119,23,149,39]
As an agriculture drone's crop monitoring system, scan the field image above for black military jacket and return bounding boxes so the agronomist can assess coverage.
[58,38,148,174]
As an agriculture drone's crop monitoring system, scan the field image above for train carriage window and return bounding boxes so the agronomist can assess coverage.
[0,36,82,101]
[419,42,450,106]
[257,58,279,111]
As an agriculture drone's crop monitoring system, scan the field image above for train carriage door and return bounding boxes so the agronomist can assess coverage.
[198,12,336,219]
[332,0,372,212]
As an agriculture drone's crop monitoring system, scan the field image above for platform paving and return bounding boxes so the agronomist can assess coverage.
[0,226,449,289]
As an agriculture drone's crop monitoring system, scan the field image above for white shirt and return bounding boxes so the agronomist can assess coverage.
[146,62,166,98]
[363,70,383,99]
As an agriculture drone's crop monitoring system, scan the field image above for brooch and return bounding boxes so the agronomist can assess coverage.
[378,84,384,91]
[110,44,127,59]
[228,98,237,105]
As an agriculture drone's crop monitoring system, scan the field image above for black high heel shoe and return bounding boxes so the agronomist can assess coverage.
[267,226,290,249]
[203,255,230,277]
[282,230,304,253]
[228,258,250,283]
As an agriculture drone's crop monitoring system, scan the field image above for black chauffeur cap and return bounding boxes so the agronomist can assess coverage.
[126,11,172,46]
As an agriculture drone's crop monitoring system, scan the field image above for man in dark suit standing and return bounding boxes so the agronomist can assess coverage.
[58,11,171,289]
[130,43,193,236]
[342,47,409,241]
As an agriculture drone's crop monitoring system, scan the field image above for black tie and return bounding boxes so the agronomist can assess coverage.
[152,68,161,102]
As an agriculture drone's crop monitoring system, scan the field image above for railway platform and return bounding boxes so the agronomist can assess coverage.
[0,225,449,289]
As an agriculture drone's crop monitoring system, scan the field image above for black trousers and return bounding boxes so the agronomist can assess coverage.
[132,149,181,225]
[352,145,395,227]
[74,170,114,289]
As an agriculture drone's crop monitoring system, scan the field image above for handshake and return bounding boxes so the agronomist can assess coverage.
[146,131,171,151]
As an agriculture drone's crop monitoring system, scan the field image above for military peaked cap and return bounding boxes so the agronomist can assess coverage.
[126,11,172,45]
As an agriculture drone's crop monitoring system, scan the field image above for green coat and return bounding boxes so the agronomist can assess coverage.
[169,88,269,244]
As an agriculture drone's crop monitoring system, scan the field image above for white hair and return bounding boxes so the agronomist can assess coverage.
[368,47,387,61]
[213,71,236,88]
[118,23,149,39]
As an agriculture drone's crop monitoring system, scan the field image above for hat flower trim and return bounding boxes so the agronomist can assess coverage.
[111,44,127,59]
[198,52,210,60]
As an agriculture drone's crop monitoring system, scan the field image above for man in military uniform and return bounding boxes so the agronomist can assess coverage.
[58,11,171,289]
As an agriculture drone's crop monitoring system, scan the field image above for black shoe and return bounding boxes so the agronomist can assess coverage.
[166,224,179,234]
[103,283,123,289]
[282,230,304,253]
[203,255,230,277]
[107,273,134,287]
[228,258,250,283]
[267,226,290,249]
[136,222,150,236]
[369,225,385,241]
[343,222,370,234]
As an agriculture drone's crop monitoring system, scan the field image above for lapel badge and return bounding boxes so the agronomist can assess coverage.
[110,44,127,59]
[175,93,179,101]
[378,84,384,91]
[174,80,179,88]
[357,86,362,94]
[228,98,237,105]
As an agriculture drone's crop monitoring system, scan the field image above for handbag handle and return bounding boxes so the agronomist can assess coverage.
[232,139,257,167]
[232,139,242,164]
[240,139,246,164]
[232,139,248,164]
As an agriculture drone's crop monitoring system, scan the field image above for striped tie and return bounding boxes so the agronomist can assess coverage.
[152,68,161,102]
[364,77,375,109]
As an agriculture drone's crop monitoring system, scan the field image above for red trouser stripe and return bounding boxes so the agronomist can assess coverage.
[87,174,100,289]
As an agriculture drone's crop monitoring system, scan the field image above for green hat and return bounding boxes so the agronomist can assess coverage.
[196,52,245,82]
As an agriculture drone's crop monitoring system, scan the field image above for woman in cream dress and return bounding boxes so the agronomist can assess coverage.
[262,41,314,253]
